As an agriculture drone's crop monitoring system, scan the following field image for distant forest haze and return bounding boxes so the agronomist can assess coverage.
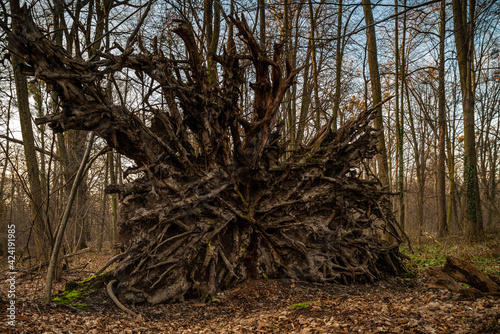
[0,0,499,304]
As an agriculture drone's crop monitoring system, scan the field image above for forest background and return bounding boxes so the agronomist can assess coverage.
[0,0,500,332]
[0,0,499,313]
[1,0,499,257]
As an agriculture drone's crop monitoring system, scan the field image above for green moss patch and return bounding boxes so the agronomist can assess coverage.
[290,302,312,309]
[53,289,85,304]
[78,275,99,285]
[52,272,111,311]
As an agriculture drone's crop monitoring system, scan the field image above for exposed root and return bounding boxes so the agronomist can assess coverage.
[106,279,141,318]
[95,253,126,277]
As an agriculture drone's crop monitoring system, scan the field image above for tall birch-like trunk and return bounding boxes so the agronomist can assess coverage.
[395,0,405,230]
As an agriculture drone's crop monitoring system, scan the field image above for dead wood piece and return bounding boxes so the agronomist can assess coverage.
[426,267,486,300]
[427,266,464,292]
[444,256,499,293]
[488,274,500,286]
[427,256,500,299]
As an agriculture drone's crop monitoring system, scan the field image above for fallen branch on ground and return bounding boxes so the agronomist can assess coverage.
[427,255,500,300]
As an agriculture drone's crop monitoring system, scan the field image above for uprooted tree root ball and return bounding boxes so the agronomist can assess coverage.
[6,6,406,304]
[108,104,407,304]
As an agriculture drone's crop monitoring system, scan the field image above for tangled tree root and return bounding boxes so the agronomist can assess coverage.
[5,8,407,305]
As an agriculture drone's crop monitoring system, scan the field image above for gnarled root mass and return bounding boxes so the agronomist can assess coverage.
[110,106,406,304]
[5,7,406,304]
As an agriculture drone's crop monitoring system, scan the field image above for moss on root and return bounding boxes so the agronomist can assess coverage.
[52,272,110,309]
[52,289,85,304]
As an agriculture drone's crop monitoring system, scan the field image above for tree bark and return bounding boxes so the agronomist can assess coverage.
[98,156,109,252]
[9,0,49,262]
[406,84,425,238]
[309,0,321,131]
[0,81,12,228]
[332,0,343,131]
[0,80,13,257]
[296,40,312,145]
[394,0,405,231]
[446,75,459,231]
[259,0,265,48]
[362,0,390,188]
[428,256,500,299]
[206,0,220,86]
[109,151,118,249]
[452,0,484,242]
[437,0,448,237]
[44,132,95,304]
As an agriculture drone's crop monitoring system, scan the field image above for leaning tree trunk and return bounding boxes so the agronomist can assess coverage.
[4,7,405,304]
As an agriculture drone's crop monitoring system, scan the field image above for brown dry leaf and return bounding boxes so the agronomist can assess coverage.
[1,252,499,334]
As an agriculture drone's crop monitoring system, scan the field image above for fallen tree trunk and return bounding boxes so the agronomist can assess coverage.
[427,255,500,299]
[4,7,406,304]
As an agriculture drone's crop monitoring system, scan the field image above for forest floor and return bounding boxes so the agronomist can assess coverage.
[1,233,499,334]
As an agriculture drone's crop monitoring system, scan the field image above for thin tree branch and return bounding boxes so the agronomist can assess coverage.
[43,131,96,304]
[0,134,60,160]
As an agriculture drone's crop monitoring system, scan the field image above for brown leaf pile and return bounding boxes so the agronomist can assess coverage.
[1,264,499,333]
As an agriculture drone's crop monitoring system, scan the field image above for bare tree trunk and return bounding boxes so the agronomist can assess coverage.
[109,151,118,248]
[394,0,406,231]
[44,132,95,304]
[362,0,390,188]
[332,0,343,131]
[284,0,296,150]
[98,156,109,252]
[487,135,499,227]
[29,81,47,198]
[400,0,408,230]
[0,80,13,257]
[10,0,49,262]
[296,38,312,145]
[206,0,220,86]
[309,0,321,130]
[259,0,265,48]
[452,0,483,242]
[407,84,425,239]
[0,80,12,223]
[437,0,448,237]
[446,70,459,232]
